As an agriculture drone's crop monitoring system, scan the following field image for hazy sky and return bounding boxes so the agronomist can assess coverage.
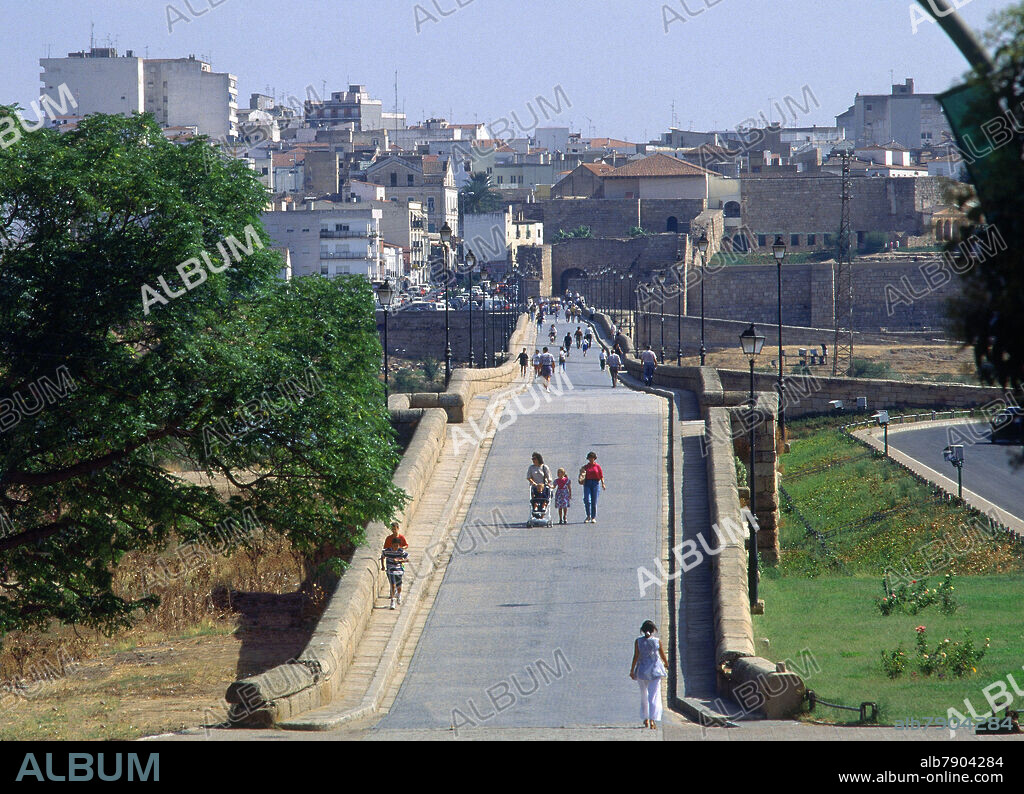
[0,0,1013,141]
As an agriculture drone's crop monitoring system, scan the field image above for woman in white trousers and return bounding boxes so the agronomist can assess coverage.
[630,620,669,729]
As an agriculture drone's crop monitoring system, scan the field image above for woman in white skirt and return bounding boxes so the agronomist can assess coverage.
[629,620,669,729]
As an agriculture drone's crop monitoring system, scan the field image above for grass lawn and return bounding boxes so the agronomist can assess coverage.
[753,575,1024,725]
[756,414,1024,724]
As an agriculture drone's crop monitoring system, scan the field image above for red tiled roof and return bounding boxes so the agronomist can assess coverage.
[580,162,615,175]
[604,153,712,178]
[589,137,636,148]
[273,150,306,167]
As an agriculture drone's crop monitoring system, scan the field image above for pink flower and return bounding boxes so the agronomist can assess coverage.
[915,625,926,633]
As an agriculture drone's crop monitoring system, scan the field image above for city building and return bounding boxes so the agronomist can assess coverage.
[364,153,459,236]
[261,202,383,280]
[39,48,238,139]
[601,153,716,200]
[835,78,952,150]
[304,84,405,131]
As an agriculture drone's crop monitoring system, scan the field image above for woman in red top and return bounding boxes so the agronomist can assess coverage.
[579,451,606,524]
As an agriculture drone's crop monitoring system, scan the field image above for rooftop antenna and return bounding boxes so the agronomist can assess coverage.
[90,21,94,49]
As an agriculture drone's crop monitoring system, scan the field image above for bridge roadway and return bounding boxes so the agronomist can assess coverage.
[374,317,666,731]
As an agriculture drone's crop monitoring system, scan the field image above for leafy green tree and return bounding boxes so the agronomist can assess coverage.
[0,112,404,637]
[459,172,503,214]
[944,3,1024,395]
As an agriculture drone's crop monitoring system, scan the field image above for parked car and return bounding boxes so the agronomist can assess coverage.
[989,407,1024,443]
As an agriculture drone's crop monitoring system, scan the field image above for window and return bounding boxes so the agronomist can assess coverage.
[320,264,329,275]
[757,234,767,247]
[407,174,414,185]
[790,234,800,247]
[865,103,873,111]
[427,197,435,212]
[497,176,504,184]
[286,229,295,233]
[390,172,398,187]
[807,234,816,246]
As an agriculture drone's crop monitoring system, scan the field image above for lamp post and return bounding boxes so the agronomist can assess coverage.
[659,277,666,363]
[772,235,787,440]
[622,272,630,342]
[873,410,890,456]
[943,444,965,499]
[482,282,490,367]
[697,231,710,366]
[441,223,453,384]
[676,267,683,366]
[739,323,766,608]
[634,284,641,350]
[466,250,476,367]
[377,278,396,402]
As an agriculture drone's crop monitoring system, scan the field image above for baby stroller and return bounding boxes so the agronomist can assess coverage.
[527,483,553,528]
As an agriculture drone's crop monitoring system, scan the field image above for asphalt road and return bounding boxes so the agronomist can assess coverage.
[886,422,1024,521]
[375,316,666,730]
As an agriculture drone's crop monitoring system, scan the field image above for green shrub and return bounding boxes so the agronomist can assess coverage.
[848,358,895,379]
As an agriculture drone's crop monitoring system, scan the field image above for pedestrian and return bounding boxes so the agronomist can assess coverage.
[380,522,410,610]
[518,347,529,377]
[563,332,572,352]
[630,620,669,730]
[578,451,606,524]
[599,348,607,371]
[582,338,590,357]
[554,467,572,524]
[538,346,555,390]
[532,348,541,377]
[558,349,566,371]
[575,327,583,349]
[584,328,593,346]
[607,350,621,387]
[527,452,552,512]
[640,344,658,387]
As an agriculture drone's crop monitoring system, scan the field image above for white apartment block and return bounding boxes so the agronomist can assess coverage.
[261,204,383,280]
[39,48,143,117]
[40,48,237,140]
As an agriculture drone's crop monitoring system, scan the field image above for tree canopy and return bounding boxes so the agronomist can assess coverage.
[0,112,404,637]
[944,3,1024,395]
[459,172,503,214]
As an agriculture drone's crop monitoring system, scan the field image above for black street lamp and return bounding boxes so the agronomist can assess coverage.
[739,323,766,608]
[622,272,630,342]
[483,283,490,367]
[772,235,787,440]
[466,249,476,367]
[659,277,666,363]
[676,266,683,366]
[441,223,453,384]
[697,231,710,367]
[377,277,396,402]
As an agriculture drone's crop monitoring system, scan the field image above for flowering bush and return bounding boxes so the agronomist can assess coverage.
[876,573,959,616]
[882,625,988,679]
[880,646,908,679]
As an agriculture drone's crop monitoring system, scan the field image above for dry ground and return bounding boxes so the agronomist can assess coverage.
[0,623,241,740]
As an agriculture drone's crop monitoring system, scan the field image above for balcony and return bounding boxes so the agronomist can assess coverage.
[320,229,376,239]
[321,251,373,260]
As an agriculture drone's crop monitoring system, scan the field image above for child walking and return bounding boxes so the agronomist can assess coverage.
[554,467,572,524]
[629,620,668,729]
